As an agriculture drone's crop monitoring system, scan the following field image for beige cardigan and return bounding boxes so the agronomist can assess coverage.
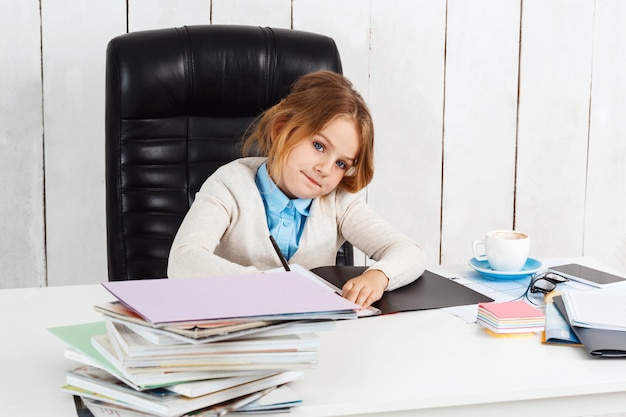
[167,157,425,291]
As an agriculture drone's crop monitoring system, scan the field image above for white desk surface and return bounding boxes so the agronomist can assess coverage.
[3,261,626,417]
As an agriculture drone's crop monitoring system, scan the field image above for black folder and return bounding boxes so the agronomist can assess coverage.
[311,266,493,315]
[553,295,626,358]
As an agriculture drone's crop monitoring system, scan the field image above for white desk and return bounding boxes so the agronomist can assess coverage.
[3,268,626,417]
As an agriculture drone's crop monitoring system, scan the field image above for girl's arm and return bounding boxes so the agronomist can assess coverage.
[337,193,426,292]
[167,190,263,278]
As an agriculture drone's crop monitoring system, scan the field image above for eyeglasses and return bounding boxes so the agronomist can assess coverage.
[529,272,568,294]
[515,272,569,305]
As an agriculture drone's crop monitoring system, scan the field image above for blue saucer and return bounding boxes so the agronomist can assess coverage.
[468,257,542,280]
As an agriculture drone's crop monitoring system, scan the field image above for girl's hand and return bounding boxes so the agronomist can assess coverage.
[341,270,389,309]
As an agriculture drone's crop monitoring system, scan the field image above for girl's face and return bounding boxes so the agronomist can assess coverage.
[275,117,359,199]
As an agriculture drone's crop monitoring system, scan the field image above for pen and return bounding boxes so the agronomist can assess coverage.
[269,235,291,271]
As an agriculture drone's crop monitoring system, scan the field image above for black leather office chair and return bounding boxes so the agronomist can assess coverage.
[105,25,353,281]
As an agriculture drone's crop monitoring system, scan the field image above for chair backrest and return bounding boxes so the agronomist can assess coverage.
[105,25,352,281]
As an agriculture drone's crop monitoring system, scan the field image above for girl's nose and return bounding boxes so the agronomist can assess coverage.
[314,158,332,176]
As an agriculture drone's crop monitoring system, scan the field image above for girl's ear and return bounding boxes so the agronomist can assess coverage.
[270,118,288,142]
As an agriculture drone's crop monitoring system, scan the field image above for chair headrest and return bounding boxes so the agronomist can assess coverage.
[106,25,343,119]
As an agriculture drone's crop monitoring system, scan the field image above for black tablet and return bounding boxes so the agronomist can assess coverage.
[548,263,626,288]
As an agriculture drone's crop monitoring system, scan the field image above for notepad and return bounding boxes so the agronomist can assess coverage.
[561,289,626,331]
[476,300,545,334]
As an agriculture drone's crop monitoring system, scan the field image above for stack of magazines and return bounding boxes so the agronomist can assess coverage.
[49,269,361,416]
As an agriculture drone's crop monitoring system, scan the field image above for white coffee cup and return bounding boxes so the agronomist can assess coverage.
[472,230,530,272]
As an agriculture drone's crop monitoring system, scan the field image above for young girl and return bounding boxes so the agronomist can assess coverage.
[168,71,425,308]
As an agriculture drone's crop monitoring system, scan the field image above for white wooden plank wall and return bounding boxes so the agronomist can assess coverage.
[129,0,210,31]
[442,0,521,264]
[516,0,594,260]
[368,0,446,268]
[585,0,626,268]
[2,0,625,288]
[40,0,125,287]
[0,0,46,288]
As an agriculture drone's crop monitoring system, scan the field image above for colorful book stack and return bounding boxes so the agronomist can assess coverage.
[476,300,546,335]
[49,270,360,417]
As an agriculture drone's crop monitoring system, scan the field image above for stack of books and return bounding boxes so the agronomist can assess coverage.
[49,269,361,416]
[476,300,545,335]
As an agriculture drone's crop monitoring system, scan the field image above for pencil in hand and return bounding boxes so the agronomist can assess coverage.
[269,235,290,271]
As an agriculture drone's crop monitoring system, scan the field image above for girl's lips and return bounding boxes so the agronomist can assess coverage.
[303,172,321,187]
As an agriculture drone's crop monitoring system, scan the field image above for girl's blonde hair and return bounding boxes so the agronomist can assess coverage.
[242,71,374,193]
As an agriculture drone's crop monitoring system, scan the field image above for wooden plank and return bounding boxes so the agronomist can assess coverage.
[585,0,626,272]
[212,0,291,27]
[367,0,447,268]
[41,0,126,286]
[441,0,521,265]
[515,0,594,260]
[0,1,46,288]
[129,0,210,32]
[293,0,370,99]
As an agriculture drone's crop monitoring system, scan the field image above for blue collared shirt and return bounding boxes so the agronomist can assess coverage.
[256,162,312,260]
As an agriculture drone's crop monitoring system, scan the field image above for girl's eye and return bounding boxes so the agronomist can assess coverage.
[312,140,348,170]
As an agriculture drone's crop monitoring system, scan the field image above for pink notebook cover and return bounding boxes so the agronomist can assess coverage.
[102,271,360,324]
[478,300,545,319]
